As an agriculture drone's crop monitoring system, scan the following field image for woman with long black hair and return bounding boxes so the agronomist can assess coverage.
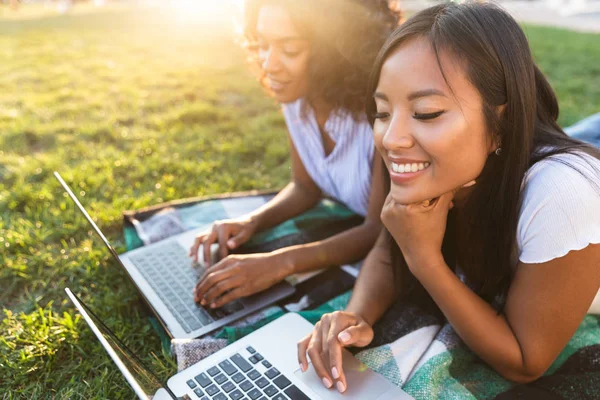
[299,2,600,392]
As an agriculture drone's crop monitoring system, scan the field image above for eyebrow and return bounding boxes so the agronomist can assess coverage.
[373,92,388,101]
[373,89,447,102]
[407,89,447,101]
[256,34,306,44]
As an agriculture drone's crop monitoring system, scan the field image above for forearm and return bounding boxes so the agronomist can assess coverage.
[414,263,539,382]
[249,181,321,233]
[346,252,400,326]
[274,218,381,275]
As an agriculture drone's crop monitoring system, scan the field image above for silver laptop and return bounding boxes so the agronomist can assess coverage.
[55,171,295,339]
[65,287,414,400]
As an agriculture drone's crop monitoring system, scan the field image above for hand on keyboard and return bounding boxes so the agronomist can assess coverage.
[193,252,294,308]
[297,311,374,394]
[189,216,259,266]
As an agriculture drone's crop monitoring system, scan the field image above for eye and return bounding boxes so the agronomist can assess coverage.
[373,112,390,120]
[283,50,301,57]
[413,111,445,120]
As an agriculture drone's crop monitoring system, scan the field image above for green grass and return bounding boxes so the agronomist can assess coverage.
[1,4,599,399]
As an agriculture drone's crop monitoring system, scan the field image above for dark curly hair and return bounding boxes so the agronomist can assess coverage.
[242,0,401,120]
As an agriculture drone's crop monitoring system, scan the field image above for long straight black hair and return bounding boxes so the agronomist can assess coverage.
[366,2,600,309]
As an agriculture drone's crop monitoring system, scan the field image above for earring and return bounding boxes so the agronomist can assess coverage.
[495,147,502,156]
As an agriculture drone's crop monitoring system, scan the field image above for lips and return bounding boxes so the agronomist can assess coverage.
[268,78,290,92]
[388,158,431,184]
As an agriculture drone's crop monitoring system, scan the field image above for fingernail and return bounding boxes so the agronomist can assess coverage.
[338,332,350,343]
[201,299,206,305]
[332,367,339,379]
[300,363,305,372]
[227,240,235,248]
[336,381,346,393]
[210,303,216,308]
[322,377,332,388]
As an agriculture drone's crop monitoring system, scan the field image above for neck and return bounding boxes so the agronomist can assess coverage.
[309,98,333,128]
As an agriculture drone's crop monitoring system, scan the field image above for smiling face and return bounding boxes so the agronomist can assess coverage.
[373,37,497,205]
[255,5,311,104]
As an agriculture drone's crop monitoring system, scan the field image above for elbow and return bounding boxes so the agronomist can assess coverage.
[498,362,548,384]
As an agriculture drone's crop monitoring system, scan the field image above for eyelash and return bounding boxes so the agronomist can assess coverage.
[256,44,301,57]
[372,111,445,121]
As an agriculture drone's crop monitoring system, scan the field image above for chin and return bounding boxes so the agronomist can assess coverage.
[273,92,300,104]
[389,184,439,205]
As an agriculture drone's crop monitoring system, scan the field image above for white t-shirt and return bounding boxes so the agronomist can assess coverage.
[517,151,600,313]
[281,99,375,216]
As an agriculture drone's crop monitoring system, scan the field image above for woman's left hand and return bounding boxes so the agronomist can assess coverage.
[380,190,454,272]
[193,252,294,308]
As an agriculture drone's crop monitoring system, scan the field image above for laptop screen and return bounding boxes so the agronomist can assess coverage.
[66,289,178,399]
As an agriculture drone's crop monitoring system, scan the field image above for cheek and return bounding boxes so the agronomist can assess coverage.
[424,115,490,179]
[373,122,386,154]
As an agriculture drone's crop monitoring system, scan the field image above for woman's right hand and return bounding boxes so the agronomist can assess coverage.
[189,216,258,266]
[297,311,374,393]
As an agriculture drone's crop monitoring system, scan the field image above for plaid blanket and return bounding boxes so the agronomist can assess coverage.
[124,194,600,399]
[214,293,600,400]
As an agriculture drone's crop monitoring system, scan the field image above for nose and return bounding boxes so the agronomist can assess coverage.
[261,48,282,74]
[381,115,415,151]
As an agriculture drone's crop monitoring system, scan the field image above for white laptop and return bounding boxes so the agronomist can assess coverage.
[55,171,295,339]
[65,287,414,400]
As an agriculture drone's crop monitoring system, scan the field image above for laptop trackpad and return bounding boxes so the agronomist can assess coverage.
[293,351,389,399]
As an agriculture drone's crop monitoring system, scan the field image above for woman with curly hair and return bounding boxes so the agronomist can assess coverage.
[190,0,401,308]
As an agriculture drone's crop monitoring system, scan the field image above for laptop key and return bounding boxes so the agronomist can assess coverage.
[195,373,212,387]
[248,356,259,364]
[219,359,238,376]
[272,395,287,400]
[229,389,244,400]
[263,385,278,397]
[187,379,197,389]
[214,394,228,400]
[205,384,219,396]
[272,375,291,390]
[214,374,227,385]
[265,368,280,380]
[254,353,264,362]
[261,360,272,369]
[222,382,236,393]
[255,377,269,388]
[231,373,245,383]
[239,380,254,392]
[247,369,261,381]
[193,387,204,397]
[188,318,203,332]
[230,353,253,372]
[247,389,262,400]
[208,367,221,377]
[284,385,310,400]
[246,346,256,354]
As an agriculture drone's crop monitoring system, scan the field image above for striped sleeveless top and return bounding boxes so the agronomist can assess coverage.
[282,99,375,216]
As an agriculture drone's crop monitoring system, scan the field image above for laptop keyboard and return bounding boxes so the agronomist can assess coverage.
[182,346,310,400]
[129,240,245,333]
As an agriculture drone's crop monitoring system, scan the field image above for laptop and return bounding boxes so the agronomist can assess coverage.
[65,287,414,399]
[55,171,295,339]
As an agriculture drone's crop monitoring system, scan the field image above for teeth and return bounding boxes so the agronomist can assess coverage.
[391,161,430,174]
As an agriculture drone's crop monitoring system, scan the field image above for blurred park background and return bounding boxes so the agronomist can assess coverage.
[0,0,598,398]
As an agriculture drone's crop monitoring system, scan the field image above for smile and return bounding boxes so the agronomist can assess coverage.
[391,161,430,174]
